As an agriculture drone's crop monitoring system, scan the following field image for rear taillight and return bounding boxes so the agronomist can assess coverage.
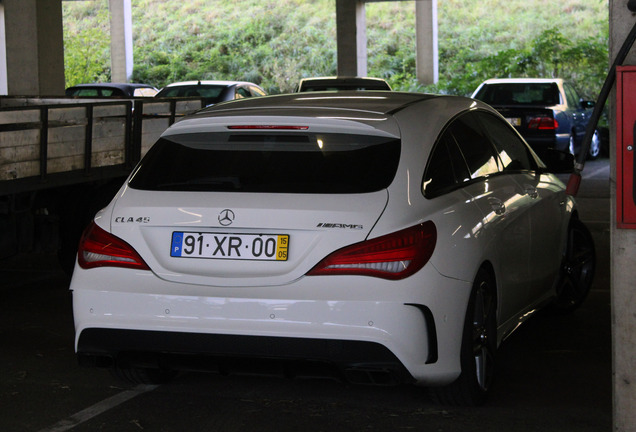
[307,222,437,280]
[77,221,150,270]
[528,116,558,130]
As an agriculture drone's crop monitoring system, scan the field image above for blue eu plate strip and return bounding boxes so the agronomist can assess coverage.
[171,232,183,257]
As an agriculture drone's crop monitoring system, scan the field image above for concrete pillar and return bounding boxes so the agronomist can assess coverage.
[336,0,367,77]
[415,0,438,84]
[109,0,133,83]
[2,0,65,96]
[610,1,636,430]
[0,3,7,95]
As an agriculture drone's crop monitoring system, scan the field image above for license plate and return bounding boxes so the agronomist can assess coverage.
[505,117,521,127]
[170,232,289,261]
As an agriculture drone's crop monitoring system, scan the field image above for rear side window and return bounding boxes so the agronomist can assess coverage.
[563,84,581,108]
[448,113,501,179]
[72,89,98,97]
[423,135,470,197]
[249,86,266,97]
[99,88,124,97]
[476,112,536,172]
[128,132,401,194]
[424,110,537,198]
[236,87,251,98]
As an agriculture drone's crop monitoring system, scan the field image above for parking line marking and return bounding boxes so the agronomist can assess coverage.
[38,385,158,432]
[584,164,610,179]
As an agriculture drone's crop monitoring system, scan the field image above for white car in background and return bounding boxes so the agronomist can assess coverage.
[296,76,392,92]
[70,92,594,406]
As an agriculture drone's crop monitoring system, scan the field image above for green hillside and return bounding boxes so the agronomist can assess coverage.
[63,0,609,97]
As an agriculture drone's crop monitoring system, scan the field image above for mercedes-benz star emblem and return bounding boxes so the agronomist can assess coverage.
[218,209,235,226]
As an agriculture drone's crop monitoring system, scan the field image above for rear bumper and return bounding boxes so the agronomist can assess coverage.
[71,264,472,386]
[77,328,417,385]
[523,132,569,154]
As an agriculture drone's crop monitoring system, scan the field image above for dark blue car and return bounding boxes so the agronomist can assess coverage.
[472,78,600,160]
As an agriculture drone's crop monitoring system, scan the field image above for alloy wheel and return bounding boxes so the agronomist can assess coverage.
[472,280,496,391]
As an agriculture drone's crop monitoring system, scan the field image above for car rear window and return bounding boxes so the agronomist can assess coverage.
[474,83,560,106]
[300,83,391,92]
[66,87,125,97]
[157,85,226,99]
[128,132,401,193]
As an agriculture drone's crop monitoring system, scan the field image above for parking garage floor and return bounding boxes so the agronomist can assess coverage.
[0,159,612,432]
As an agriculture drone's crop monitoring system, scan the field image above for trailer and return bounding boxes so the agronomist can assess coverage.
[0,96,204,272]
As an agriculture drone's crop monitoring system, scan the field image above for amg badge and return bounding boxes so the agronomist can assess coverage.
[316,223,363,230]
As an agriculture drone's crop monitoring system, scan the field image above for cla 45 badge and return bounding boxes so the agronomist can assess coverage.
[114,216,150,223]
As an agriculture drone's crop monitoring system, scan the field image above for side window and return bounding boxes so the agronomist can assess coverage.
[236,87,251,99]
[564,84,580,108]
[250,86,266,97]
[101,89,119,97]
[134,88,158,97]
[423,134,470,197]
[477,112,535,172]
[449,112,501,179]
[77,89,99,97]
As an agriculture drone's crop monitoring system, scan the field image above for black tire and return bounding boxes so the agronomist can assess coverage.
[430,268,497,406]
[110,366,178,385]
[549,218,595,314]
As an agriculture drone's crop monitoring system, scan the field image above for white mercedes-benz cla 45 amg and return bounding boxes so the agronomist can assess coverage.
[70,92,594,406]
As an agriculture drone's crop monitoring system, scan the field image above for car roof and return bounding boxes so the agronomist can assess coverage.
[66,83,157,90]
[199,91,431,115]
[161,91,491,139]
[479,78,564,85]
[161,80,258,88]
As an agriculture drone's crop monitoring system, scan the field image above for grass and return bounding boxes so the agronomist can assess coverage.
[62,0,609,96]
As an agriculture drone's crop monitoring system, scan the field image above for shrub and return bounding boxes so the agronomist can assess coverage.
[63,0,609,100]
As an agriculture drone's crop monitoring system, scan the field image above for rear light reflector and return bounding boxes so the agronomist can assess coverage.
[307,222,437,280]
[528,116,558,130]
[77,221,150,270]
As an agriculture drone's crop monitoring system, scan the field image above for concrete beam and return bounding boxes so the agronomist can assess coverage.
[336,0,367,77]
[610,1,636,430]
[109,0,133,83]
[1,0,65,96]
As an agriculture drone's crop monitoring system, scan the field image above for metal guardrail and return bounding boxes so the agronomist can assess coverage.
[0,97,203,195]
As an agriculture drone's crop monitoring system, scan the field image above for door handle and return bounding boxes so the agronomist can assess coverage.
[488,197,506,215]
[524,185,539,199]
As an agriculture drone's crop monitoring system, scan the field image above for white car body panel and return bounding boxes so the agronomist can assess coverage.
[107,188,389,286]
[72,261,471,385]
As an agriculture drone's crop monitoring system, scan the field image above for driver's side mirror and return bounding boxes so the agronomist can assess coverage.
[580,99,595,109]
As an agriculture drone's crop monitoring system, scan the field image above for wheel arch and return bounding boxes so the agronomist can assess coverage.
[474,260,499,319]
[474,260,502,344]
[429,261,499,406]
